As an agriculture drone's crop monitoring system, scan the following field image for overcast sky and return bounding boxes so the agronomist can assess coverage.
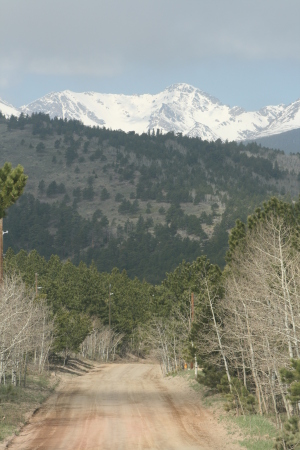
[1,0,300,110]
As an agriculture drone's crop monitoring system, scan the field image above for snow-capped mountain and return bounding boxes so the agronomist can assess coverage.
[253,99,300,138]
[1,84,300,142]
[0,98,20,118]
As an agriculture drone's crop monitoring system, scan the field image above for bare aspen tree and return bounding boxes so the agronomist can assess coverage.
[144,313,189,376]
[220,216,300,417]
[0,274,54,385]
[204,277,232,389]
[81,319,124,362]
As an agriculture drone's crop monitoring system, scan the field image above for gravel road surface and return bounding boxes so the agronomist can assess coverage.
[9,363,241,450]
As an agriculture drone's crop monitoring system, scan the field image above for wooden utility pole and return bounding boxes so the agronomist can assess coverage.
[190,292,194,370]
[191,292,194,323]
[109,283,111,331]
[35,273,38,296]
[0,218,3,284]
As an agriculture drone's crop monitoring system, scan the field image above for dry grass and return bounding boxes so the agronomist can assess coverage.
[0,370,57,442]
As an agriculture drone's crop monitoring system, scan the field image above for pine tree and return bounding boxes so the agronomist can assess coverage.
[0,163,27,218]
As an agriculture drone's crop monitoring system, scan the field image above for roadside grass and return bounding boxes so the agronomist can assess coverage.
[227,414,277,450]
[172,369,278,450]
[0,371,57,442]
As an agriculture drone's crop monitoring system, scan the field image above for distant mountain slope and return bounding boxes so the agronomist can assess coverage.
[245,128,300,154]
[1,84,300,145]
[0,98,20,118]
[253,100,300,138]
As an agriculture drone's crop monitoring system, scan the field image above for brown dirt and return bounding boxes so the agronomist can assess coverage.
[8,363,241,450]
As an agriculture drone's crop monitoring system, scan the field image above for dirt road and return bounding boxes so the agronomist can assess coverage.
[9,363,240,450]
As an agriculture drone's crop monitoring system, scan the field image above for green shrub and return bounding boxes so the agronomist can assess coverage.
[218,375,256,415]
[274,417,300,450]
[100,188,110,201]
[36,142,45,153]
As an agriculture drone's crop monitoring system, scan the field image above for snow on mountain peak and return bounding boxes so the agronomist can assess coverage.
[0,98,20,118]
[0,84,300,142]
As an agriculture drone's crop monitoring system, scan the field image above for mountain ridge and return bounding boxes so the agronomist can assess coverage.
[1,83,300,143]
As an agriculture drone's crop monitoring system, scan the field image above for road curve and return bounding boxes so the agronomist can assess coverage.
[9,363,240,450]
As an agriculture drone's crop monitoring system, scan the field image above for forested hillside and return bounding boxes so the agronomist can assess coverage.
[1,112,300,282]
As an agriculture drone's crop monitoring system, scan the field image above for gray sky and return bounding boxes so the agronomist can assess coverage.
[1,0,300,109]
